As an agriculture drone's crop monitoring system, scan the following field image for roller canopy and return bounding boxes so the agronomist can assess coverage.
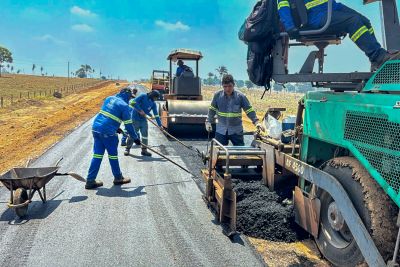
[167,49,203,61]
[363,0,380,3]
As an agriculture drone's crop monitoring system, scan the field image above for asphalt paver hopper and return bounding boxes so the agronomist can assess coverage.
[160,49,215,135]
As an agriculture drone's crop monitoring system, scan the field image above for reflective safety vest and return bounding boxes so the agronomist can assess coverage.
[207,90,258,135]
[92,94,138,140]
[277,0,342,30]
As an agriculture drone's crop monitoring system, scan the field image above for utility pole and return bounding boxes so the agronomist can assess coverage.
[68,61,70,81]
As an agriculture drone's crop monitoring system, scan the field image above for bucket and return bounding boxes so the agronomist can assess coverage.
[281,116,296,144]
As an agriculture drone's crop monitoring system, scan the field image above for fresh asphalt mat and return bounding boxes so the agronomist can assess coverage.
[0,119,264,267]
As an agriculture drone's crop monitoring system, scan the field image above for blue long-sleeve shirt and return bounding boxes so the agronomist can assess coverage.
[92,92,139,140]
[130,93,162,127]
[277,0,343,31]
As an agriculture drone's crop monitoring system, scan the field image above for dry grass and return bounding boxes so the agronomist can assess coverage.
[0,81,123,175]
[0,74,101,108]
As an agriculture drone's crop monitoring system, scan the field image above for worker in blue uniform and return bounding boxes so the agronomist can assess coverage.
[277,0,400,70]
[86,88,141,189]
[124,90,162,157]
[120,86,138,146]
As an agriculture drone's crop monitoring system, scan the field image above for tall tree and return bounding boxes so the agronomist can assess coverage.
[10,66,14,73]
[32,64,36,74]
[245,80,254,89]
[40,66,44,76]
[0,46,13,77]
[75,64,93,78]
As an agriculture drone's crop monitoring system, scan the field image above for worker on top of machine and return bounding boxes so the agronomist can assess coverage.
[176,59,193,76]
[86,88,141,189]
[277,0,400,70]
[205,74,265,146]
[124,90,162,157]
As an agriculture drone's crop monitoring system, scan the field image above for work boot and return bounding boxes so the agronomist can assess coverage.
[113,176,131,185]
[121,140,126,147]
[124,149,130,156]
[371,50,400,71]
[85,180,103,189]
[141,148,152,157]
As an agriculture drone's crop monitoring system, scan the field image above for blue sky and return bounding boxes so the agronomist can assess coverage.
[0,0,398,81]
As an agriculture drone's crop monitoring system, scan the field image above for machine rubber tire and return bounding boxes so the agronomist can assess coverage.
[316,156,397,267]
[13,188,29,218]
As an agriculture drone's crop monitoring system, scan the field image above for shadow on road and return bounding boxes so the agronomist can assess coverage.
[127,154,167,162]
[96,185,147,198]
[0,190,88,224]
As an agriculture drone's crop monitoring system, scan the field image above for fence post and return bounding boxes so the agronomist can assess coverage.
[34,92,36,98]
[20,92,22,99]
[11,95,13,105]
[1,97,3,108]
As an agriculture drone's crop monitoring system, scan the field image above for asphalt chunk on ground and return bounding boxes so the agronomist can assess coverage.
[232,178,309,242]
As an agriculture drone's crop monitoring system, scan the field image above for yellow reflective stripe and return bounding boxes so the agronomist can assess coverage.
[245,107,255,114]
[129,100,136,107]
[305,0,328,9]
[278,0,290,9]
[217,111,242,118]
[99,110,122,123]
[351,26,369,42]
[369,27,374,34]
[93,154,103,159]
[123,119,133,124]
[209,105,217,112]
[108,155,118,160]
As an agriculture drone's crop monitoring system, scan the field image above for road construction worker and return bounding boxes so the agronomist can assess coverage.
[205,74,264,146]
[86,88,141,189]
[124,90,162,157]
[176,60,192,76]
[277,0,400,70]
[121,86,138,146]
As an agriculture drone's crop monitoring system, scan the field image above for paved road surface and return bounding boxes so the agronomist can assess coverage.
[0,91,263,266]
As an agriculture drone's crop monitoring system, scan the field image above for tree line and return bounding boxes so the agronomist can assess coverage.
[203,65,255,88]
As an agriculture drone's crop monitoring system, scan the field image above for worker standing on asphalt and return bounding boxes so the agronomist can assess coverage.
[277,0,400,70]
[86,87,141,189]
[124,90,162,157]
[205,74,264,146]
[121,85,138,146]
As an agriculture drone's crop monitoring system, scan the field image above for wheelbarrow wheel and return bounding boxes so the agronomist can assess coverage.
[13,188,29,218]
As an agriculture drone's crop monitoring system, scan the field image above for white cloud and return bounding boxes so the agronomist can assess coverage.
[34,34,66,45]
[71,24,94,33]
[70,6,97,17]
[155,20,190,31]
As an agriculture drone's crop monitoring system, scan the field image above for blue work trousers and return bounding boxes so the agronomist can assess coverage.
[320,5,386,62]
[127,119,148,148]
[215,132,244,146]
[87,131,122,181]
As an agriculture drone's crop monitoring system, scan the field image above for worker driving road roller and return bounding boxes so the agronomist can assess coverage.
[124,90,162,157]
[277,0,400,70]
[205,74,264,146]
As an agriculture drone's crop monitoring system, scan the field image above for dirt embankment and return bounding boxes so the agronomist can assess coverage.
[0,82,125,174]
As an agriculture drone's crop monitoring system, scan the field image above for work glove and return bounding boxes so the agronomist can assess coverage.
[288,27,300,40]
[116,128,123,134]
[256,122,266,132]
[205,121,212,132]
[133,138,141,146]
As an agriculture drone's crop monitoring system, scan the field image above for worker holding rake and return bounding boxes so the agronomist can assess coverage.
[124,90,162,157]
[86,88,141,189]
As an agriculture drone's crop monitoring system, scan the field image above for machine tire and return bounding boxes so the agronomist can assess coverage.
[316,156,397,266]
[13,188,29,218]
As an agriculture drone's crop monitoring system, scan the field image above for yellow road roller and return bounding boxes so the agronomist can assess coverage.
[160,49,214,135]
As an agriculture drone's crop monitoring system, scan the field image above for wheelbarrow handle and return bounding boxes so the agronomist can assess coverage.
[55,172,86,183]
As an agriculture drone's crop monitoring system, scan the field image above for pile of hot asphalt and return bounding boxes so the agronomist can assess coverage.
[232,178,308,242]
